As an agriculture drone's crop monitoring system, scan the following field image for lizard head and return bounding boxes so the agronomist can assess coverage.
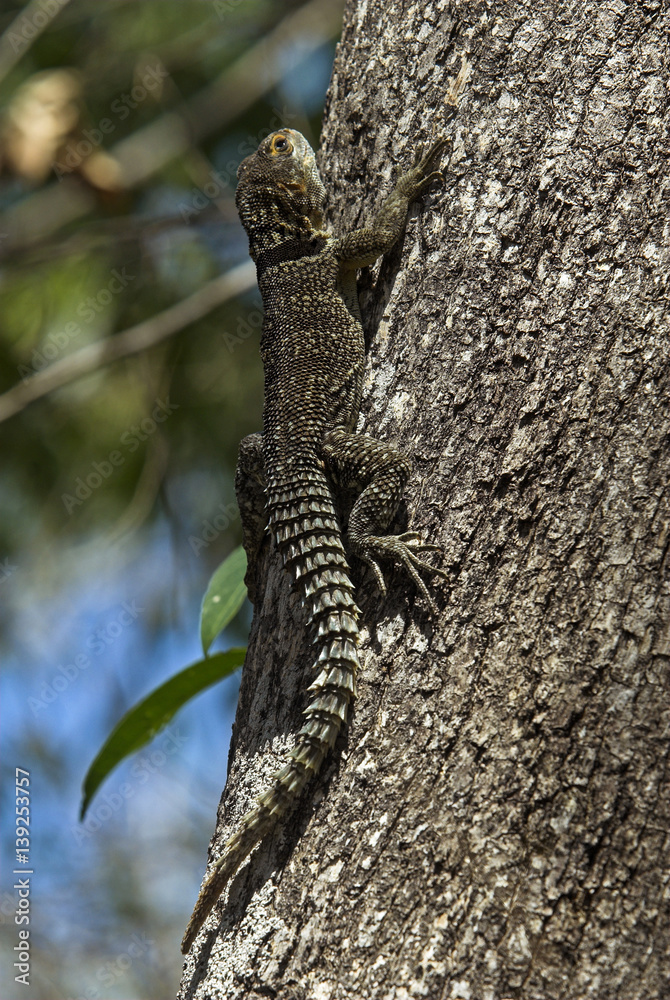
[236,129,326,248]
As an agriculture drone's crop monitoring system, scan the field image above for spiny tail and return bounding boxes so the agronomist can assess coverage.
[182,474,359,953]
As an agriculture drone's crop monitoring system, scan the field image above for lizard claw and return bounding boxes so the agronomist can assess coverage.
[355,532,447,613]
[358,552,388,597]
[399,137,449,202]
[413,139,448,180]
[394,531,442,553]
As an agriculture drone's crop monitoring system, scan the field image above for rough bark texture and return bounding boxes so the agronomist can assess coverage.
[179,1,669,997]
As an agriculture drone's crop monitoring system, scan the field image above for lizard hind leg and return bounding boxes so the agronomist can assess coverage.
[321,427,447,612]
[235,433,268,605]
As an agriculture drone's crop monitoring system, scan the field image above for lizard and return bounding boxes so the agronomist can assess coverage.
[182,128,447,954]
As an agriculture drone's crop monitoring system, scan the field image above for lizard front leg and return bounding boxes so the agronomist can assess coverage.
[321,428,446,611]
[234,433,267,606]
[333,138,447,269]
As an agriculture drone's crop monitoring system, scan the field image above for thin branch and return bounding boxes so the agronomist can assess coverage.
[7,206,239,268]
[0,260,256,424]
[0,0,74,86]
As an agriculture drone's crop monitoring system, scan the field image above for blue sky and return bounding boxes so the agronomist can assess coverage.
[1,516,248,998]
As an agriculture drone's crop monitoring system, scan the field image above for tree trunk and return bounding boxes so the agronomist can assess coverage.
[179,1,669,997]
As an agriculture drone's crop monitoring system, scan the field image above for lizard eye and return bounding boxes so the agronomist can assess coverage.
[271,133,292,155]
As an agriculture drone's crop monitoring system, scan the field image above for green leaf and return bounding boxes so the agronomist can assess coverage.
[200,545,248,656]
[80,648,246,820]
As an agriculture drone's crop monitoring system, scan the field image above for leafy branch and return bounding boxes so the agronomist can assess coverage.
[80,546,248,819]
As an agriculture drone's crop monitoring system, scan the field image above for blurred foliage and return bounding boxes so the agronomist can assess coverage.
[0,0,338,580]
[0,1,342,997]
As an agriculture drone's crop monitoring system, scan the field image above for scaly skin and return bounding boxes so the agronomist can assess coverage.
[182,129,447,954]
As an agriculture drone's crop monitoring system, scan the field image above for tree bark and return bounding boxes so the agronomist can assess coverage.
[179,1,669,997]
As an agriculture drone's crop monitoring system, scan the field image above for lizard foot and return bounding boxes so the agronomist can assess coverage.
[397,138,449,202]
[355,532,448,613]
